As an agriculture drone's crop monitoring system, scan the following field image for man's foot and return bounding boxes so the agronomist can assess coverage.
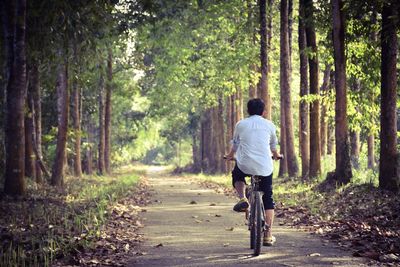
[263,235,276,246]
[233,198,249,212]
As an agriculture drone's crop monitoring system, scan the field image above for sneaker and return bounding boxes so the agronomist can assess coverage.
[263,236,276,246]
[233,198,249,212]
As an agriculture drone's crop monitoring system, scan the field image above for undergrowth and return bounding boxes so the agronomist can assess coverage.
[0,166,141,267]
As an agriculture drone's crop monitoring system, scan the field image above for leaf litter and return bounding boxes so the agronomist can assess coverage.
[194,177,400,265]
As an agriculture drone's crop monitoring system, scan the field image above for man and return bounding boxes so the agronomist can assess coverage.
[225,98,281,246]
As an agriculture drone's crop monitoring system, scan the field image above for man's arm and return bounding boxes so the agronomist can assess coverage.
[270,125,282,160]
[225,123,240,159]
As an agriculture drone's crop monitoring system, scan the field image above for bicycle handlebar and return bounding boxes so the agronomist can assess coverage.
[223,155,284,161]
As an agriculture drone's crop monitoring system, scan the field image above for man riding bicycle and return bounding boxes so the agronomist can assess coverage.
[225,98,281,246]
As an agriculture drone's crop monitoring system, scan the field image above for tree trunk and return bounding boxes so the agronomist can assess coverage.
[330,0,352,184]
[350,130,360,169]
[379,2,399,192]
[298,0,309,179]
[350,79,361,169]
[51,50,69,187]
[266,0,273,116]
[278,107,288,177]
[104,49,112,174]
[98,73,106,175]
[30,63,43,182]
[25,69,36,180]
[320,65,331,157]
[304,0,321,178]
[71,47,82,177]
[327,71,335,155]
[201,109,212,173]
[280,0,298,177]
[367,135,375,169]
[3,0,27,195]
[85,118,94,175]
[213,97,226,173]
[259,0,271,119]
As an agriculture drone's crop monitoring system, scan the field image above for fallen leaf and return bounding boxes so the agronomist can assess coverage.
[308,253,321,257]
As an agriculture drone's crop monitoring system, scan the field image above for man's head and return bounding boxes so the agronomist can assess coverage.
[247,98,265,116]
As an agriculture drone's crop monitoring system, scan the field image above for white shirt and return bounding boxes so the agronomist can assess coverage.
[232,115,278,176]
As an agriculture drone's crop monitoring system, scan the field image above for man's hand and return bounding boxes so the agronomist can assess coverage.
[224,151,235,160]
[272,150,283,160]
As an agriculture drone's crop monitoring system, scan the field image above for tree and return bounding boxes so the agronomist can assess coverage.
[298,0,309,179]
[25,69,37,180]
[259,0,272,119]
[104,49,113,174]
[98,71,106,175]
[320,65,331,158]
[71,44,83,177]
[3,0,27,195]
[51,50,69,187]
[379,1,399,192]
[330,0,352,184]
[280,0,298,177]
[304,0,321,178]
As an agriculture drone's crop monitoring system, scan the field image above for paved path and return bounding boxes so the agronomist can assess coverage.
[128,168,368,266]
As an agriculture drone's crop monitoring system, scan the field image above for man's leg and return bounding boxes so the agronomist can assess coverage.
[261,174,276,245]
[232,164,249,212]
[234,181,246,199]
[264,209,274,238]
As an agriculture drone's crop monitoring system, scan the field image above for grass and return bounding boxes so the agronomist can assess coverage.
[0,166,141,267]
[187,154,382,218]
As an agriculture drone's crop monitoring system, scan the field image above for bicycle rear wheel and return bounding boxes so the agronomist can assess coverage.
[252,192,262,256]
[250,199,255,249]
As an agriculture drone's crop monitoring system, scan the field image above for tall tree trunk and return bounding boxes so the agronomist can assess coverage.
[330,0,352,184]
[201,109,212,173]
[298,0,309,179]
[379,2,399,192]
[259,0,271,119]
[51,50,69,187]
[367,135,375,169]
[3,0,27,195]
[31,63,43,182]
[71,46,82,177]
[327,71,335,155]
[280,0,298,177]
[225,95,233,172]
[104,49,112,174]
[98,73,106,175]
[266,0,273,116]
[85,118,94,175]
[247,0,258,99]
[215,97,226,173]
[25,69,36,180]
[320,65,331,157]
[304,0,321,178]
[278,108,288,177]
[350,79,361,169]
[367,11,377,171]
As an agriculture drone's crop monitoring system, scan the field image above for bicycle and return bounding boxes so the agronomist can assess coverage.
[225,155,283,256]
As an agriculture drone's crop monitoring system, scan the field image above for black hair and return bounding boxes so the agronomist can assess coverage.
[247,98,265,116]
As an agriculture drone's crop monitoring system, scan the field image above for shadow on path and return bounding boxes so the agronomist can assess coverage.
[128,169,368,267]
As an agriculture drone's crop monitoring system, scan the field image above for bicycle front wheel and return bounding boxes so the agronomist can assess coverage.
[252,192,263,256]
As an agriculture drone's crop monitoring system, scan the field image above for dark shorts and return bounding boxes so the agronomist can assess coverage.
[232,163,275,210]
